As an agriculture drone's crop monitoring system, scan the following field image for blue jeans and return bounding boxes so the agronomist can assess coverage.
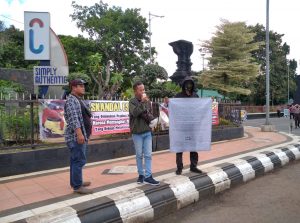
[67,141,87,190]
[132,131,152,178]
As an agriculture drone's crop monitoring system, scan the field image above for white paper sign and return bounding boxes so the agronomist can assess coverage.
[169,98,212,152]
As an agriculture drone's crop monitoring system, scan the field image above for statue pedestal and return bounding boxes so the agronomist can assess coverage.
[261,124,276,132]
[170,71,189,86]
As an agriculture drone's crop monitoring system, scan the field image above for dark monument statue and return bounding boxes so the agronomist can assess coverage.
[169,40,193,85]
[293,75,300,104]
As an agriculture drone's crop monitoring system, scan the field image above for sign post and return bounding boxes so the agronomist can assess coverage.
[24,12,69,98]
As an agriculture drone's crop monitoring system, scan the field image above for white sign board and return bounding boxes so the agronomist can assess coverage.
[34,66,68,85]
[49,29,69,83]
[24,12,50,60]
[169,98,212,152]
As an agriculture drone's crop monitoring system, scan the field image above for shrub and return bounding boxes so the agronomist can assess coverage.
[219,118,232,126]
[0,105,39,145]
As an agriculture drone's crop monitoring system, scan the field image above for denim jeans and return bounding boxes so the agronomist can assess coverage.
[67,141,87,190]
[132,131,152,178]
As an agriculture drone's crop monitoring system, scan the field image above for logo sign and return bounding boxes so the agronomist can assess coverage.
[24,12,50,60]
[34,66,68,85]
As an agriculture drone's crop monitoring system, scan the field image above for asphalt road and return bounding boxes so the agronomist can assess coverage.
[243,117,299,135]
[152,161,300,223]
[152,118,300,223]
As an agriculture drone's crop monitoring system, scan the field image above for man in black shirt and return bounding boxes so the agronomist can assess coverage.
[174,77,202,175]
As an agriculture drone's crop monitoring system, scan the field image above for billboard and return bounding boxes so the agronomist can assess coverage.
[90,100,130,135]
[39,100,130,140]
[24,12,50,60]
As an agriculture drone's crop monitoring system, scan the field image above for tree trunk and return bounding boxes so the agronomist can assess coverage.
[105,60,111,87]
[90,72,103,99]
[98,71,103,99]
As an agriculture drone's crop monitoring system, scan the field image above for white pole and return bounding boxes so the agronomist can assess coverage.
[149,12,152,63]
[287,61,290,104]
[265,0,270,125]
[148,12,164,64]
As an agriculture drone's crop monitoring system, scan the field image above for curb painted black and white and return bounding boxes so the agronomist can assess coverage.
[3,143,300,223]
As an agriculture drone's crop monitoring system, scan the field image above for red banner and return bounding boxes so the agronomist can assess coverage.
[212,102,219,125]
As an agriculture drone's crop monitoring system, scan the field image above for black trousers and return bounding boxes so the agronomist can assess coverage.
[176,152,198,170]
[277,110,281,117]
[295,113,300,127]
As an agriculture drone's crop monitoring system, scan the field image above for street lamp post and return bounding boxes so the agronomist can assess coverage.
[287,60,290,104]
[265,0,270,125]
[149,12,164,64]
[261,0,275,132]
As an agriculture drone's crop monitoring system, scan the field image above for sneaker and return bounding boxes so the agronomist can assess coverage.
[190,167,203,174]
[175,169,182,175]
[144,175,160,186]
[74,186,94,194]
[82,181,91,187]
[137,175,144,184]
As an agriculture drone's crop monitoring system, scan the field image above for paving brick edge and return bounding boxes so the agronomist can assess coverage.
[5,144,300,223]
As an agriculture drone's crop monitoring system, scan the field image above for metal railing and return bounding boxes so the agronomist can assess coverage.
[0,95,39,150]
[0,94,241,150]
[0,94,160,150]
[218,103,242,125]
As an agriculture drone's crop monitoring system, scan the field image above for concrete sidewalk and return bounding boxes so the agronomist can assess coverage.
[0,126,299,222]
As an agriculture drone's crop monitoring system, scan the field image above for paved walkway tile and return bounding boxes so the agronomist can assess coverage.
[0,127,289,212]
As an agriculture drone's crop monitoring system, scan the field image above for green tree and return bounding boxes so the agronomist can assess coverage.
[58,35,98,73]
[64,72,92,95]
[0,20,5,31]
[198,20,260,97]
[140,64,168,87]
[70,0,151,95]
[108,71,124,98]
[86,52,124,98]
[86,53,104,97]
[146,81,181,99]
[0,79,24,97]
[132,63,175,98]
[66,72,91,83]
[0,24,37,69]
[248,24,297,105]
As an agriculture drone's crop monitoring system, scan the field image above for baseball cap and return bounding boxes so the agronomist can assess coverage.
[69,79,87,87]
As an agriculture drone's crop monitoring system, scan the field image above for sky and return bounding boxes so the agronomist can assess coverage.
[1,0,300,75]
